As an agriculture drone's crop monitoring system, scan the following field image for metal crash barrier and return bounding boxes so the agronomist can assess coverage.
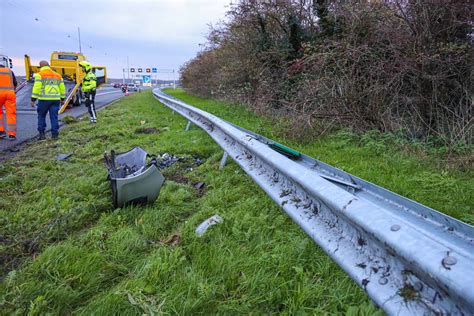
[152,88,474,316]
[104,147,165,208]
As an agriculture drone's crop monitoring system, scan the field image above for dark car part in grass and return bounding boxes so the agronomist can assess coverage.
[104,147,165,208]
[104,148,204,208]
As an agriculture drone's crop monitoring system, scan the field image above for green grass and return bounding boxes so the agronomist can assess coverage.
[0,89,471,315]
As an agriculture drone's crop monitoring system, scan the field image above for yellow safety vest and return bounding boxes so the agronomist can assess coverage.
[32,66,66,100]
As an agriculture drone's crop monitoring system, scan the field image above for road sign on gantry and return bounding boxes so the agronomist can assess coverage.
[130,68,135,72]
[146,68,151,73]
[138,68,142,73]
[152,68,157,73]
[143,75,151,86]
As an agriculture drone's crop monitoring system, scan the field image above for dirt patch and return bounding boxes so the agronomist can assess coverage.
[167,173,188,184]
[160,233,181,247]
[0,236,39,279]
[60,116,78,124]
[22,239,39,254]
[135,127,161,134]
[0,253,20,279]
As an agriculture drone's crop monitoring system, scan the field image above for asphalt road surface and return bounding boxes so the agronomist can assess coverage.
[0,86,126,152]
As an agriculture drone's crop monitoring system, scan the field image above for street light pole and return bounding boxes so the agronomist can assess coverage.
[78,27,82,53]
[173,69,176,89]
[127,56,130,83]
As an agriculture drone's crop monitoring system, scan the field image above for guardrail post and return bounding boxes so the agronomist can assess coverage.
[219,151,229,170]
[185,120,192,131]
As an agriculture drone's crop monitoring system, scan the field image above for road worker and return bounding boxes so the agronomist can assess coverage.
[31,60,66,140]
[79,61,97,123]
[0,61,18,141]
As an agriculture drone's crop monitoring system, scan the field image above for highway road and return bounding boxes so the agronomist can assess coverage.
[0,86,126,152]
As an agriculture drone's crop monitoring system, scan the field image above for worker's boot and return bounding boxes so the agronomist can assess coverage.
[38,132,46,140]
[8,135,16,141]
[52,134,59,140]
[0,131,5,139]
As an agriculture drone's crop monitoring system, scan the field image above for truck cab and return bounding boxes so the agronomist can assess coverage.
[0,55,13,68]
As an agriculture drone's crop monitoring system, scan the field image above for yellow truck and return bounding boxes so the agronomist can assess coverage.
[21,51,107,113]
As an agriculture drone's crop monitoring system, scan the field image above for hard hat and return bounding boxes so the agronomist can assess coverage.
[79,61,92,72]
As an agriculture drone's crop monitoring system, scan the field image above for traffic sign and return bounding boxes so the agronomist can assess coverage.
[142,75,151,87]
[138,68,142,73]
[130,68,135,72]
[146,68,151,73]
[152,68,157,73]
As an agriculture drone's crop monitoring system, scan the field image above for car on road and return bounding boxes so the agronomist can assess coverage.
[127,83,139,92]
[113,83,121,88]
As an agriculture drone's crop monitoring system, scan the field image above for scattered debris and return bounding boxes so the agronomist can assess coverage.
[157,154,204,185]
[56,153,73,161]
[155,153,182,169]
[155,153,203,170]
[195,215,223,236]
[140,120,146,125]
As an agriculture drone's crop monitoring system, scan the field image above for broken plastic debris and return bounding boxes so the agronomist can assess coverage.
[104,147,165,208]
[194,182,205,190]
[56,153,73,161]
[195,215,223,236]
[155,153,202,170]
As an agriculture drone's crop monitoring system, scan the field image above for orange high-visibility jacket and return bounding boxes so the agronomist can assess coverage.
[0,67,15,91]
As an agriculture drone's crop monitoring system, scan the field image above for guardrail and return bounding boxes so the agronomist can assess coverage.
[152,88,474,315]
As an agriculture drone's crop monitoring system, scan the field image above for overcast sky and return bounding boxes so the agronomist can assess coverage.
[1,0,230,79]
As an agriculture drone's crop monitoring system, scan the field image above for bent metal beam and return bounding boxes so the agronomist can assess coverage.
[153,88,474,315]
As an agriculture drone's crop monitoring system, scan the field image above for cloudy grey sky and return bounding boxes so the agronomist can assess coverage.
[1,0,230,79]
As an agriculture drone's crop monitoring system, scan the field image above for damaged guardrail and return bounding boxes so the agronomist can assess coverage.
[152,88,474,315]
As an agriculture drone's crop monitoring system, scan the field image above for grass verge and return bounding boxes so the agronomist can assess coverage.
[0,89,471,315]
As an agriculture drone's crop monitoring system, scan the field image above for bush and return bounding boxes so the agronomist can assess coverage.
[180,0,473,147]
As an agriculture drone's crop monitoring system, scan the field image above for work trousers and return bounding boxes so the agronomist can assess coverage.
[84,90,97,121]
[0,90,17,136]
[37,99,60,137]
